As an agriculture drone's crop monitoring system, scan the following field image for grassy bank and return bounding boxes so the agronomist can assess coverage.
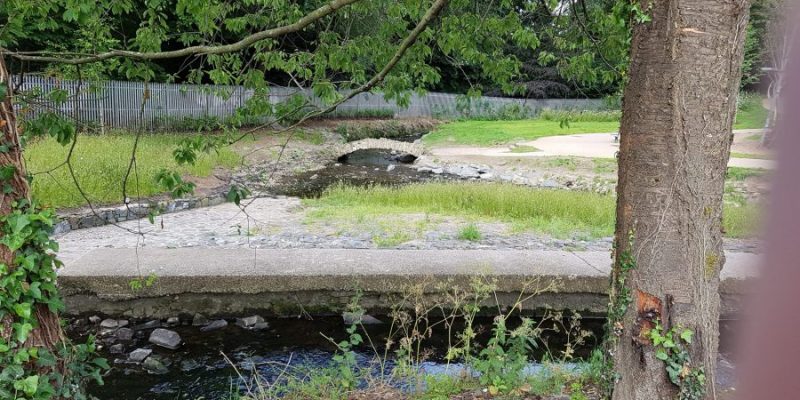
[423,94,765,147]
[25,134,241,208]
[730,152,770,160]
[423,119,619,147]
[734,93,768,130]
[305,182,758,239]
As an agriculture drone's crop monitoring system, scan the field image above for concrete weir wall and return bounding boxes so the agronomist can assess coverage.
[58,249,758,319]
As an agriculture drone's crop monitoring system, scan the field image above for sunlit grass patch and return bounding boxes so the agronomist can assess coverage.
[723,203,761,239]
[26,133,241,208]
[305,182,759,240]
[305,182,617,239]
[734,92,768,130]
[726,166,767,181]
[423,119,620,147]
[730,152,770,160]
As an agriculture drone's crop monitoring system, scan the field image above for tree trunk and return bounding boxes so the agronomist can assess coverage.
[611,0,749,399]
[0,58,30,231]
[0,56,62,355]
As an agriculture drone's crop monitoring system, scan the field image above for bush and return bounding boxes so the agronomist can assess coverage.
[335,120,434,142]
[321,107,395,119]
[149,114,265,133]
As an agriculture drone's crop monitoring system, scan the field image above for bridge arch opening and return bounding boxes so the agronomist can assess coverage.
[336,148,418,164]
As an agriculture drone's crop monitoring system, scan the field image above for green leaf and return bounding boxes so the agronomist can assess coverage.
[14,322,33,343]
[680,329,694,344]
[13,375,38,396]
[655,349,669,361]
[13,302,32,319]
[93,357,110,370]
[28,282,42,299]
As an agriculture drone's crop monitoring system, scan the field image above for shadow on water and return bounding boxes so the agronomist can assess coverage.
[77,315,607,400]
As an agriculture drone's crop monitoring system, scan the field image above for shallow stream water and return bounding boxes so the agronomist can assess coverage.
[272,133,461,198]
[76,315,606,399]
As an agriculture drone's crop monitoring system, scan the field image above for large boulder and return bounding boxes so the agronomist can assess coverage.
[148,328,182,350]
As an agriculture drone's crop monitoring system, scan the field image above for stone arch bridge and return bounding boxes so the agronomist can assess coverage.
[334,138,424,161]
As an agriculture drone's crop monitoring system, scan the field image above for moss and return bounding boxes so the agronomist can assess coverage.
[705,253,719,279]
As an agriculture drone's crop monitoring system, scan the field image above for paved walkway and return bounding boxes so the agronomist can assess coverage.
[430,130,774,169]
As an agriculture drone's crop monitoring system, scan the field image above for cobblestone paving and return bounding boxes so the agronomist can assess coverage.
[55,196,761,266]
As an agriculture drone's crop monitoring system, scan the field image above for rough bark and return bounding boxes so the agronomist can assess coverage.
[0,56,62,349]
[611,0,749,399]
[0,58,28,258]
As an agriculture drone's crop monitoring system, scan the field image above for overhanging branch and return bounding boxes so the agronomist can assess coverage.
[5,0,362,65]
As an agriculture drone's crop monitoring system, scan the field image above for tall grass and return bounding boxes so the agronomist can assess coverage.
[306,182,758,239]
[723,204,761,239]
[726,166,767,181]
[306,182,617,239]
[25,133,241,208]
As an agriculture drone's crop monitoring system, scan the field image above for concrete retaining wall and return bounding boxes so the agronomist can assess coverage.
[57,248,758,319]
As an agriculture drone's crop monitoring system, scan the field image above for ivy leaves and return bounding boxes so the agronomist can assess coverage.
[0,202,101,399]
[649,323,705,400]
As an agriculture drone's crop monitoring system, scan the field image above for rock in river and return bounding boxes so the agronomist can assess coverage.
[143,356,169,375]
[100,319,128,329]
[115,327,134,341]
[133,320,161,331]
[149,328,182,350]
[192,313,209,327]
[199,319,228,332]
[235,315,269,330]
[128,348,152,363]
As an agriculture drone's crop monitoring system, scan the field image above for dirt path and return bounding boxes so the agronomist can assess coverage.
[429,130,774,169]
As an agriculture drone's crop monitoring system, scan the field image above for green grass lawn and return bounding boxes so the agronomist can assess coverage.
[730,152,771,160]
[734,93,768,130]
[26,133,241,208]
[726,166,767,181]
[305,182,758,239]
[424,94,765,147]
[423,120,620,147]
